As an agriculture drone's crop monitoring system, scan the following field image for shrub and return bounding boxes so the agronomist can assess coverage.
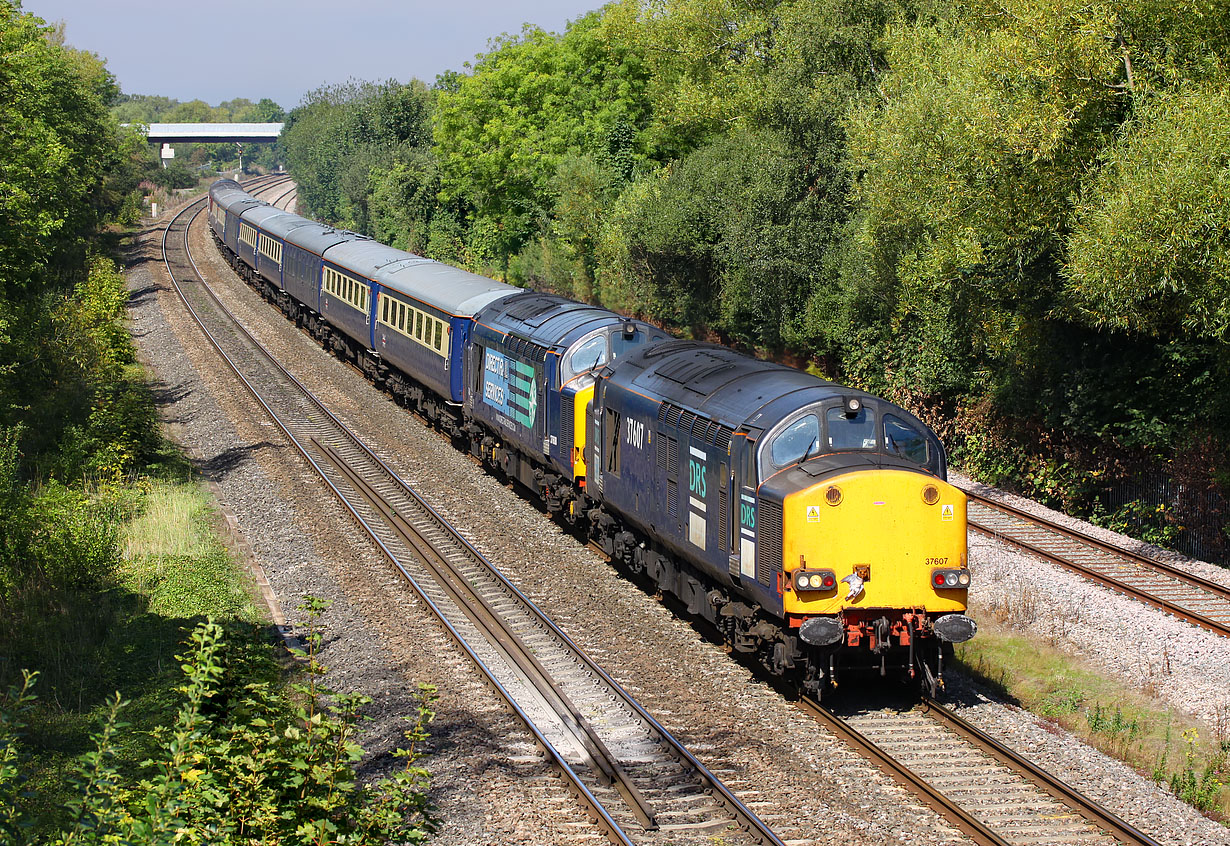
[0,609,437,845]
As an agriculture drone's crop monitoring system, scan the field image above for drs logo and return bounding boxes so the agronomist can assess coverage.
[689,459,707,498]
[740,503,755,530]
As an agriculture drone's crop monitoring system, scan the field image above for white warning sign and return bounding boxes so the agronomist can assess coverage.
[806,505,821,523]
[941,504,955,522]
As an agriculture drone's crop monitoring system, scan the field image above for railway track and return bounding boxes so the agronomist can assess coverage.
[162,186,790,846]
[803,695,1161,846]
[965,491,1230,638]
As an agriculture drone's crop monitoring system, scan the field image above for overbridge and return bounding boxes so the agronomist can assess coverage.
[140,123,284,144]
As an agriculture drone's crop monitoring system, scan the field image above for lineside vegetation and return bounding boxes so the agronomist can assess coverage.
[0,3,435,841]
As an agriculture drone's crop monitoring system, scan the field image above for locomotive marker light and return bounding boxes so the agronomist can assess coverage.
[931,568,972,588]
[794,569,837,591]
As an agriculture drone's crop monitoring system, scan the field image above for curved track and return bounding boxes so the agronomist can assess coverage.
[966,491,1230,637]
[803,695,1161,846]
[161,184,788,846]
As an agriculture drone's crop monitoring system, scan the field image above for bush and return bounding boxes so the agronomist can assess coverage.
[0,608,437,845]
[146,161,199,191]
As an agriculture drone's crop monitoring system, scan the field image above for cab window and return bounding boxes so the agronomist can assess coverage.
[567,335,607,375]
[826,406,876,450]
[610,327,667,360]
[884,414,929,465]
[770,415,820,467]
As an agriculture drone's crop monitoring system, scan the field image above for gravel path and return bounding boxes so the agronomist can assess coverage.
[122,200,1229,845]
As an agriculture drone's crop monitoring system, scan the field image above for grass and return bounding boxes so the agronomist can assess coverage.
[120,479,263,620]
[955,617,1230,821]
[6,477,275,833]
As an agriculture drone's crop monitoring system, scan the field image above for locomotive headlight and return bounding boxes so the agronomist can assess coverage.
[921,484,940,505]
[958,571,971,586]
[825,485,843,506]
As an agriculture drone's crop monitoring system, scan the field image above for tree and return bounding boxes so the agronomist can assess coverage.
[281,80,435,236]
[1065,81,1230,340]
[433,12,653,271]
[0,1,123,293]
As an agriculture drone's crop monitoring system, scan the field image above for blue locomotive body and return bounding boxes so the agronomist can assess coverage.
[467,293,666,489]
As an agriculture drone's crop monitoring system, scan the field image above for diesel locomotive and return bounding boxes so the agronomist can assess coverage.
[208,179,976,697]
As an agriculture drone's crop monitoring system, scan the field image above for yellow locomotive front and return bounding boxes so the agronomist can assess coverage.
[757,397,975,694]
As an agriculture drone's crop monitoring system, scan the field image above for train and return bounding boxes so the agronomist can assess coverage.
[208,178,976,697]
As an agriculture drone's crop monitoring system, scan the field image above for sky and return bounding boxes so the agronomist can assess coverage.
[22,0,606,111]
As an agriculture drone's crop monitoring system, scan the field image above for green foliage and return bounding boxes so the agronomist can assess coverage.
[601,0,775,155]
[600,128,831,347]
[433,12,652,270]
[8,255,161,482]
[146,161,199,190]
[0,671,38,846]
[1086,703,1141,747]
[0,2,123,293]
[1156,729,1228,815]
[1065,81,1230,339]
[281,80,435,241]
[1,614,437,844]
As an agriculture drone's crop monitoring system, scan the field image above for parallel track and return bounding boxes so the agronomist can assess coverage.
[162,187,788,846]
[966,491,1230,638]
[802,696,1161,846]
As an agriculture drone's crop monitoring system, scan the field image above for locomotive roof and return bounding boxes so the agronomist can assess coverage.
[609,340,862,433]
[474,292,638,350]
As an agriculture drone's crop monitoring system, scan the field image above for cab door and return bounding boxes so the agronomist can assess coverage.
[730,433,760,584]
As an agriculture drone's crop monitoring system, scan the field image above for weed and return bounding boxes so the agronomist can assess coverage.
[0,612,438,843]
[1086,704,1141,756]
[1163,729,1227,814]
[1039,685,1084,718]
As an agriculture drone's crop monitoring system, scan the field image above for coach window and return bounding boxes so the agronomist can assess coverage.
[826,405,876,451]
[434,321,443,351]
[770,415,820,467]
